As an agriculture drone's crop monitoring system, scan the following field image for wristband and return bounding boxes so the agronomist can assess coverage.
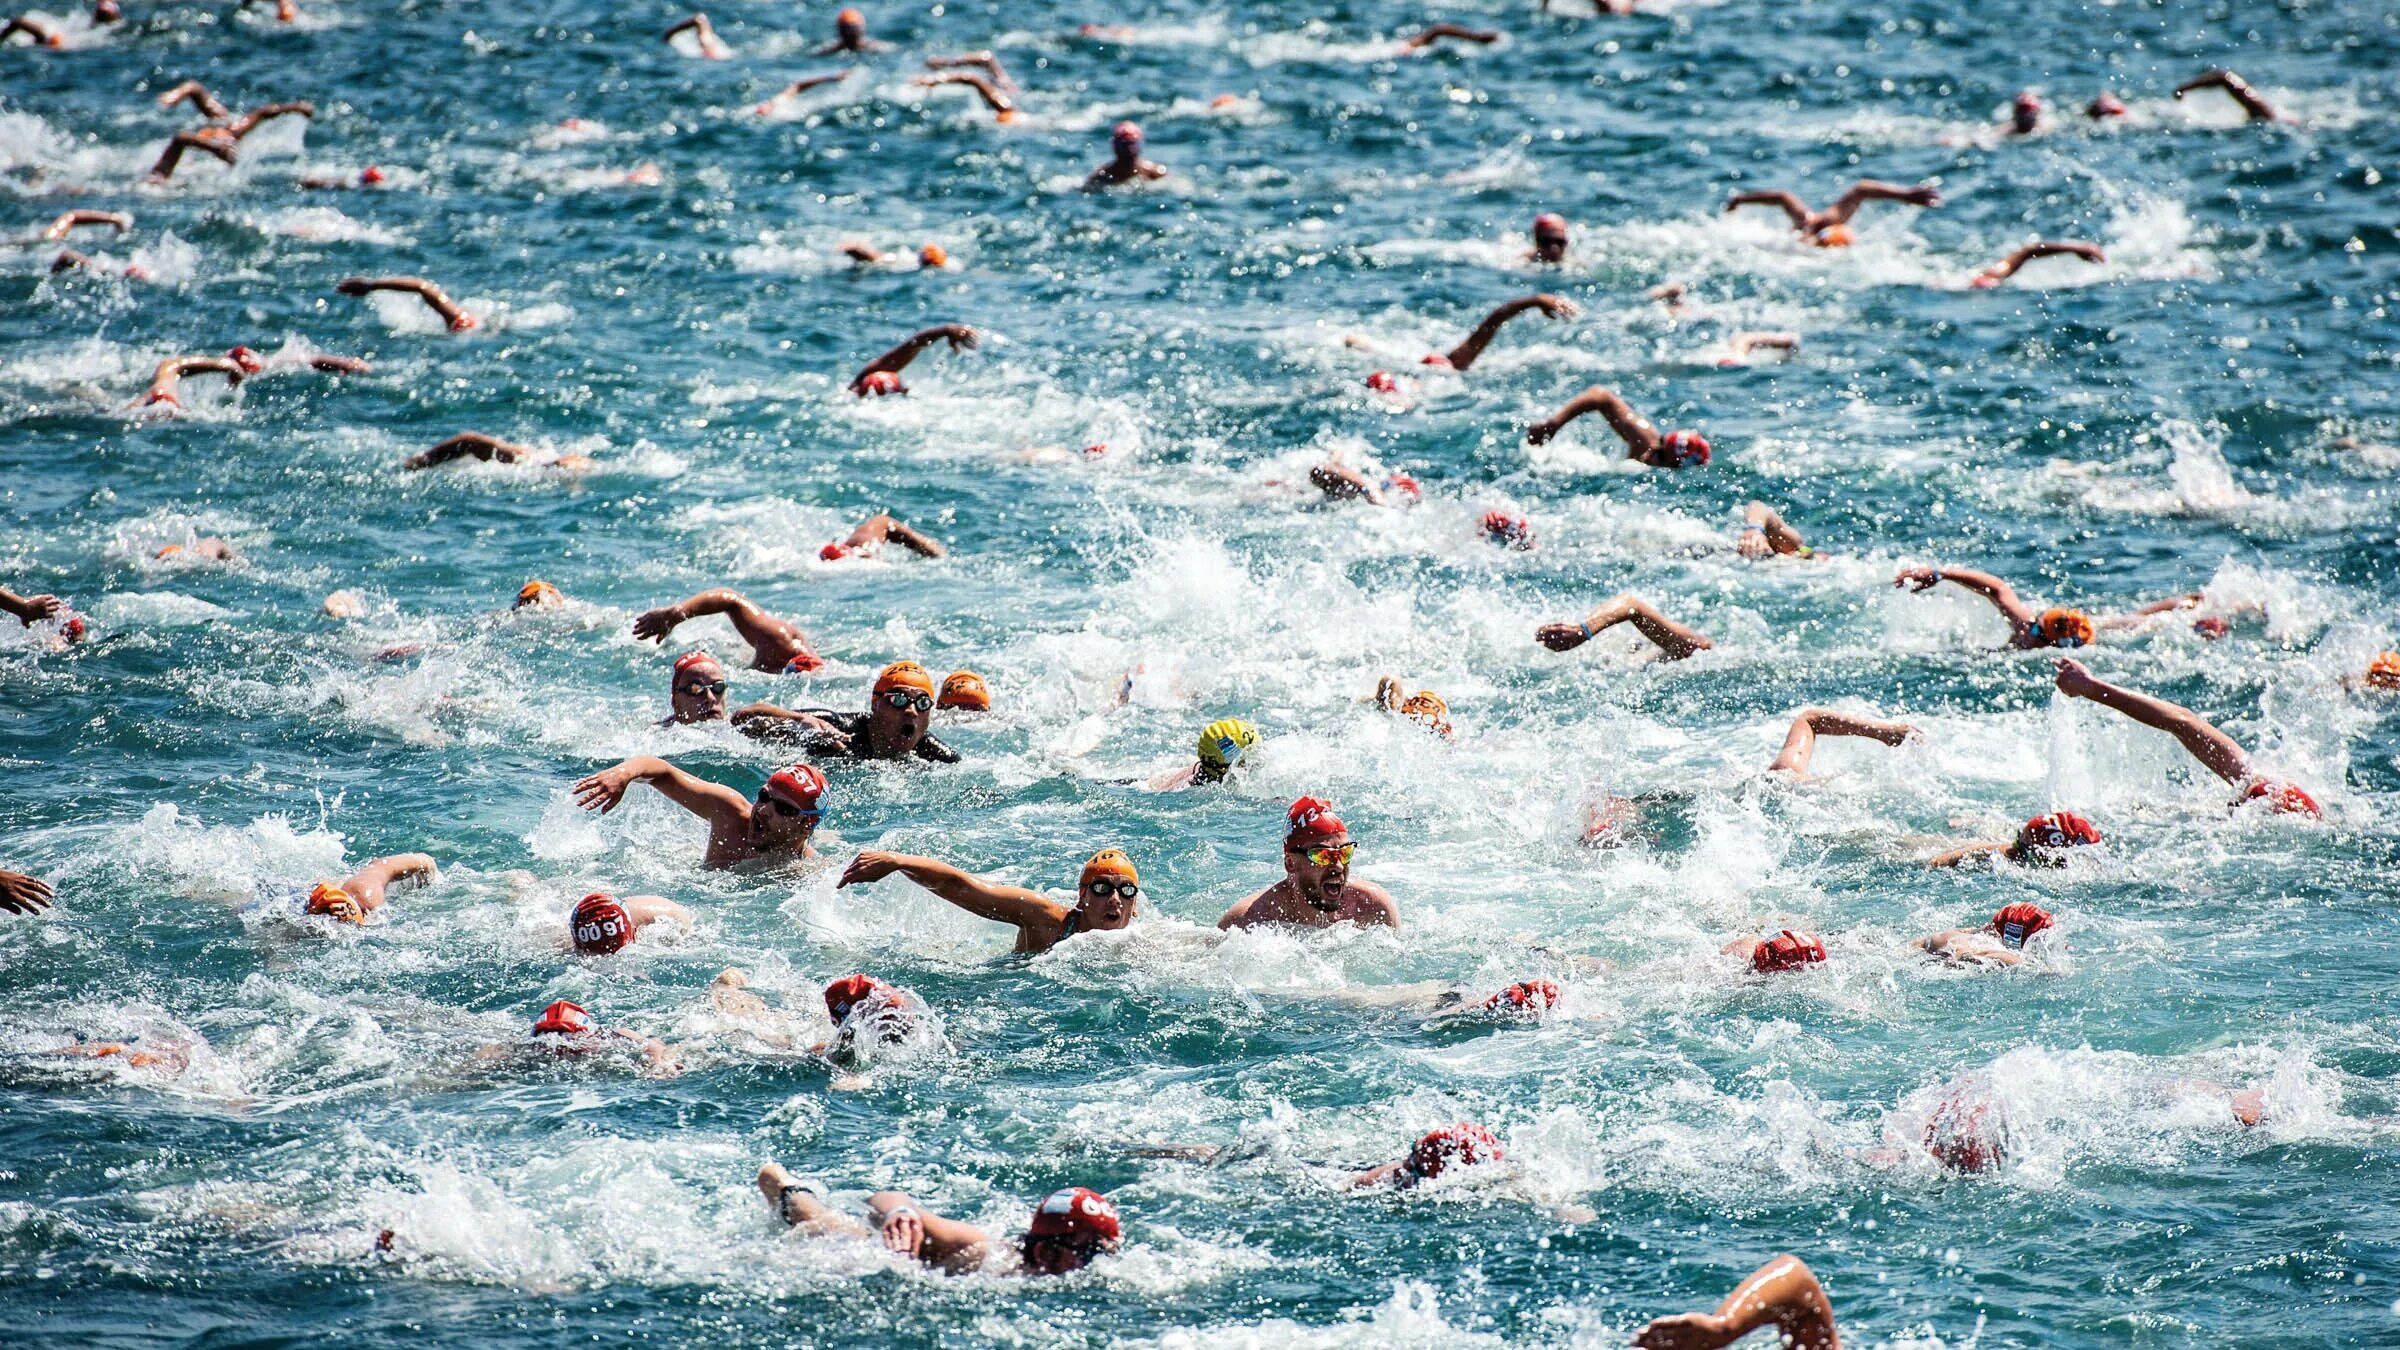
[1577,622,1592,640]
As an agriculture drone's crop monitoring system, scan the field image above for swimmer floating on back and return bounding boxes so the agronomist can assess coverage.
[837,846,1141,955]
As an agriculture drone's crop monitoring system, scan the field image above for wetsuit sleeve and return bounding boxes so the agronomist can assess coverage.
[913,733,962,764]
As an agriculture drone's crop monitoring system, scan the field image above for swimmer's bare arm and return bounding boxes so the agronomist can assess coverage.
[839,513,946,558]
[1723,190,1813,232]
[1978,240,2104,282]
[2096,592,2204,630]
[662,14,718,45]
[926,51,1014,91]
[342,853,437,909]
[772,70,853,100]
[1726,332,1799,358]
[1926,842,2008,868]
[306,355,372,375]
[850,324,978,392]
[1400,23,1501,50]
[1537,593,1712,660]
[226,101,315,139]
[1913,928,2023,966]
[1215,888,1273,930]
[2053,657,2252,785]
[0,867,54,916]
[1524,386,1662,457]
[0,588,62,624]
[1442,294,1577,371]
[1893,565,2038,631]
[1768,709,1918,777]
[335,275,471,329]
[1347,880,1403,929]
[864,1193,989,1273]
[40,210,131,241]
[147,129,239,181]
[729,703,842,739]
[147,354,246,398]
[1348,1161,1411,1188]
[837,850,1063,932]
[50,250,91,273]
[1739,501,1809,558]
[573,755,751,822]
[2176,68,2281,123]
[632,589,806,665]
[1,16,60,45]
[1308,462,1386,506]
[156,80,232,120]
[1634,1253,1840,1350]
[911,72,1015,117]
[403,432,536,470]
[1820,180,1942,226]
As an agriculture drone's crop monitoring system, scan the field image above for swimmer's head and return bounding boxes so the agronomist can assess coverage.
[360,165,387,185]
[1209,93,1240,110]
[2032,608,2095,648]
[1481,509,1533,549]
[918,243,949,268]
[571,892,635,955]
[1531,211,1569,263]
[758,764,827,839]
[2365,651,2400,690]
[669,649,727,723]
[1364,370,1403,394]
[58,612,86,644]
[938,669,991,711]
[1384,471,1422,501]
[1021,1187,1121,1274]
[2086,91,2127,120]
[2241,778,2320,817]
[856,369,903,397]
[532,999,595,1038]
[1751,929,1827,974]
[823,973,893,1025]
[1397,691,1452,739]
[1655,430,1711,468]
[94,0,119,19]
[1075,848,1140,929]
[1579,793,1638,848]
[836,7,865,40]
[1406,1123,1503,1183]
[1814,223,1854,248]
[226,345,265,375]
[2007,812,2100,865]
[1283,797,1353,906]
[1484,979,1560,1015]
[306,882,364,924]
[1988,902,2055,950]
[781,651,824,676]
[1195,717,1259,777]
[2192,615,2230,640]
[2012,90,2042,133]
[1111,121,1143,155]
[1922,1089,2008,1173]
[819,542,852,561]
[515,579,563,609]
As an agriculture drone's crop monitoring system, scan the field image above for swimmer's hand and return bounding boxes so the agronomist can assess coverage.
[2,591,62,625]
[836,850,905,888]
[1894,567,1940,592]
[1534,622,1590,652]
[931,324,979,352]
[573,764,640,813]
[1524,417,1562,446]
[877,1205,925,1256]
[0,869,55,915]
[1631,1312,1731,1350]
[630,603,687,643]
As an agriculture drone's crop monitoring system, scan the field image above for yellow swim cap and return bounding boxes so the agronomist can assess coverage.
[1196,718,1259,769]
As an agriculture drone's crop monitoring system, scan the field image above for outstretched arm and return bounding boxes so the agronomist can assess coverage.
[404,432,535,470]
[1821,180,1942,226]
[1525,385,1662,458]
[837,513,945,558]
[1400,23,1501,50]
[837,850,1061,931]
[1977,240,2103,283]
[926,51,1014,90]
[1739,501,1809,558]
[911,72,1015,117]
[2053,657,2251,785]
[631,588,803,663]
[147,354,247,398]
[147,129,239,181]
[1536,593,1712,660]
[1723,190,1812,231]
[572,755,751,821]
[1726,331,1799,358]
[1442,293,1576,371]
[1769,708,1918,778]
[849,323,978,392]
[156,80,232,120]
[0,588,63,625]
[342,853,437,909]
[771,69,853,100]
[1634,1253,1840,1350]
[2176,68,2280,122]
[227,101,314,139]
[336,275,473,330]
[1,16,62,46]
[662,13,717,43]
[1893,565,2037,630]
[1926,842,2010,869]
[40,210,132,241]
[305,355,372,375]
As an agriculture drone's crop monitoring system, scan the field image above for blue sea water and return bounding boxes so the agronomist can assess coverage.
[3,0,2399,1343]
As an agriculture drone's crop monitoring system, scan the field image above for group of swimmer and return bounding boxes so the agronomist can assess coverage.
[3,4,2379,1341]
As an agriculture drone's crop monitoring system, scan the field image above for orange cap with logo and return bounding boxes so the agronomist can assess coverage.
[1079,848,1138,892]
[874,661,936,697]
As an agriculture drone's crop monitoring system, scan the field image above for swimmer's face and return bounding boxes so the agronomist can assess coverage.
[1075,877,1140,931]
[1284,832,1353,906]
[753,789,821,849]
[837,11,864,42]
[1533,221,1569,263]
[1112,123,1143,157]
[871,687,932,749]
[671,662,728,723]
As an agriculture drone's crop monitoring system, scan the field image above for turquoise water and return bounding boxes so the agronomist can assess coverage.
[4,0,2399,1343]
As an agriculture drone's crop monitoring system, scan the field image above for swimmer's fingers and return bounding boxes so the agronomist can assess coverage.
[1894,567,1938,591]
[334,276,373,296]
[1534,623,1587,652]
[1533,294,1578,319]
[836,851,898,888]
[20,594,61,622]
[572,773,628,813]
[878,1208,924,1255]
[629,605,682,641]
[0,871,54,914]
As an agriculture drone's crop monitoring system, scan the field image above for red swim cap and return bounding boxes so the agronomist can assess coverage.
[1407,1123,1503,1180]
[2242,778,2320,817]
[780,651,825,675]
[1485,979,1560,1013]
[1028,1186,1122,1247]
[823,973,892,1023]
[1532,212,1567,236]
[2013,811,2101,861]
[1385,472,1422,500]
[1285,796,1346,847]
[1752,930,1827,973]
[533,1000,594,1036]
[856,369,903,396]
[820,542,852,561]
[1922,1093,2006,1172]
[360,165,387,185]
[2192,616,2230,639]
[60,613,87,642]
[227,345,265,374]
[1655,430,1711,468]
[1989,902,2054,950]
[672,649,720,676]
[1481,510,1532,548]
[1365,371,1401,393]
[449,314,477,332]
[571,892,635,955]
[764,764,827,813]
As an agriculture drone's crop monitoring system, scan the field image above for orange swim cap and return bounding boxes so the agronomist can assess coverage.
[1079,848,1138,892]
[873,660,937,697]
[306,882,364,923]
[837,7,863,22]
[1210,93,1239,110]
[2034,608,2095,648]
[2366,651,2400,690]
[516,579,562,609]
[938,670,991,710]
[155,544,185,559]
[919,243,949,267]
[996,108,1019,124]
[1815,224,1854,248]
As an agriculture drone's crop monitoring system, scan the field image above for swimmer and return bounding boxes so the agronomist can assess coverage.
[837,240,947,268]
[45,1038,191,1073]
[663,649,728,725]
[2053,657,2321,816]
[136,354,247,412]
[662,13,731,59]
[1397,24,1501,52]
[1578,791,1641,848]
[2358,651,2400,693]
[297,853,440,924]
[1525,386,1711,467]
[1541,0,1638,13]
[936,670,990,711]
[1969,240,2103,288]
[732,661,962,762]
[758,1165,1121,1276]
[1767,708,1919,780]
[567,890,691,955]
[925,51,1015,92]
[2175,67,2283,123]
[528,1000,682,1076]
[2006,89,2043,136]
[1723,929,1828,973]
[513,579,564,610]
[238,0,300,20]
[156,80,232,120]
[1,866,54,915]
[1528,212,1570,264]
[1633,1254,1840,1350]
[1348,1124,1504,1188]
[1717,331,1799,364]
[1722,178,1942,247]
[152,537,237,562]
[838,846,1140,955]
[812,8,889,56]
[226,345,369,379]
[1085,121,1165,189]
[1927,811,2100,868]
[1648,281,1693,316]
[145,128,239,183]
[1915,901,2056,967]
[1535,593,1713,661]
[1,587,63,627]
[37,209,130,241]
[1307,458,1422,506]
[1735,501,1814,559]
[336,275,477,331]
[849,323,978,395]
[2087,91,2128,120]
[402,432,590,473]
[756,68,852,114]
[819,513,946,561]
[1218,797,1401,931]
[1892,564,2201,649]
[912,72,1018,123]
[1373,678,1452,739]
[298,165,392,190]
[571,757,828,867]
[632,587,823,674]
[1481,509,1533,548]
[1375,293,1577,373]
[1150,716,1259,789]
[0,14,61,46]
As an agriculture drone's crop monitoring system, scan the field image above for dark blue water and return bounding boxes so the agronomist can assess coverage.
[4,0,2398,1344]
